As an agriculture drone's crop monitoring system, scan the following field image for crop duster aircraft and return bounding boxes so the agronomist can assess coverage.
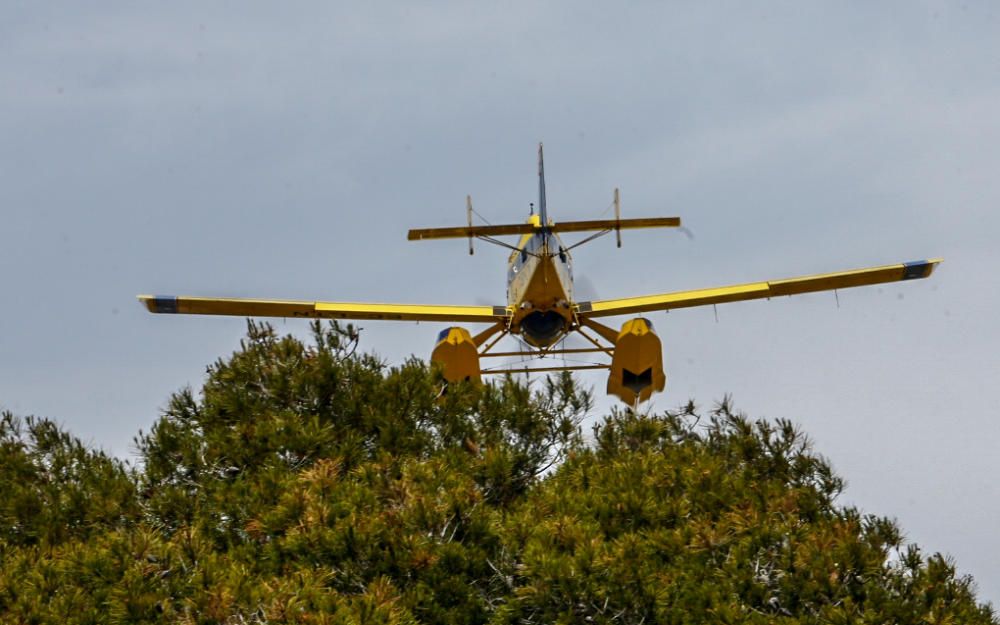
[140,144,941,405]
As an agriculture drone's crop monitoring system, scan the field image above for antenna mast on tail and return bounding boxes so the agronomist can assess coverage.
[466,195,474,255]
[614,187,622,248]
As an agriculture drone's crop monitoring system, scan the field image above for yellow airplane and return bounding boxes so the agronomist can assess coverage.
[140,144,941,405]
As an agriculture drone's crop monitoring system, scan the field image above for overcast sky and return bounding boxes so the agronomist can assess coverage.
[2,0,999,605]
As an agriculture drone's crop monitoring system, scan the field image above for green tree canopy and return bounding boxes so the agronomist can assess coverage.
[0,321,993,624]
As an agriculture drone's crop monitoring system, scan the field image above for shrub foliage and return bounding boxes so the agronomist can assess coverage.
[0,321,993,624]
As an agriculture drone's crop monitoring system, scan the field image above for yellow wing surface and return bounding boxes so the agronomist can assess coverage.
[138,295,508,323]
[407,217,681,241]
[575,258,942,318]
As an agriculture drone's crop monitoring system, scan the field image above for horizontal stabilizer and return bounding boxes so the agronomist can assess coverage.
[408,223,537,240]
[551,217,680,233]
[408,217,681,241]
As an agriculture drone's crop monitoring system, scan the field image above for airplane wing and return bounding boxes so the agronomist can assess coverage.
[575,258,942,318]
[138,295,508,323]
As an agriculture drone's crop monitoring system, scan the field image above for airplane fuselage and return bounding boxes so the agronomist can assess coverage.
[506,215,576,347]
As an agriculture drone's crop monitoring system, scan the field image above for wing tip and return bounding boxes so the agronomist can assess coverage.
[903,258,943,280]
[137,294,178,313]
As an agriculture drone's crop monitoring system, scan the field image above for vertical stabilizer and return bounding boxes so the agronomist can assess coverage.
[537,143,549,232]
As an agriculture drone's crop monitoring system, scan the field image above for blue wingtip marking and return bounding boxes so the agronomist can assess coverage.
[902,260,930,280]
[153,295,179,313]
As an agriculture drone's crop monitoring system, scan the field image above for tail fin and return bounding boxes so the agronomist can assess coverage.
[537,142,549,232]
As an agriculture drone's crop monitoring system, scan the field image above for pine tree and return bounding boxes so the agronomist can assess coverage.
[0,322,993,624]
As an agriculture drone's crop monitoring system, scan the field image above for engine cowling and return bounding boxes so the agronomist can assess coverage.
[607,317,666,405]
[430,327,481,383]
